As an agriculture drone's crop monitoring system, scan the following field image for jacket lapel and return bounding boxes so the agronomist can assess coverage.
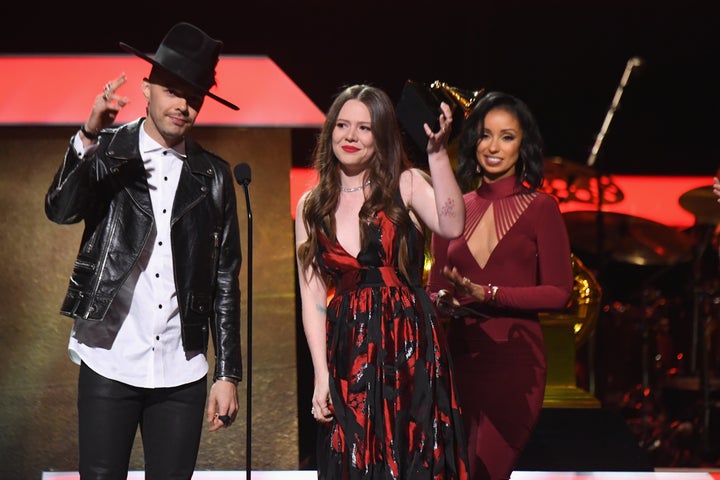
[104,120,154,217]
[172,138,213,223]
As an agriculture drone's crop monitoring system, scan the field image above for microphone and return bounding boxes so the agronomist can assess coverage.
[233,162,252,480]
[628,57,645,77]
[234,162,252,186]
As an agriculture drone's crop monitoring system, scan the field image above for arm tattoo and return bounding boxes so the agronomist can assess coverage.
[315,303,327,315]
[440,198,456,218]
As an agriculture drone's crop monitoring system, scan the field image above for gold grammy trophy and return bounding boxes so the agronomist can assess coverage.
[539,254,602,407]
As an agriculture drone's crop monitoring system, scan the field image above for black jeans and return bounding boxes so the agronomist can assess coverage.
[77,362,207,480]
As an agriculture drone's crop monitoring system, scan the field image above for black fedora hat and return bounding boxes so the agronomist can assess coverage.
[119,22,239,110]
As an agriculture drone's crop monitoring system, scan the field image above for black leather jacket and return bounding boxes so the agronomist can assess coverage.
[45,119,242,382]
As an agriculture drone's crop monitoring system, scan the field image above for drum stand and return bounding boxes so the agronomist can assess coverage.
[637,268,678,425]
[691,286,715,451]
[688,223,718,454]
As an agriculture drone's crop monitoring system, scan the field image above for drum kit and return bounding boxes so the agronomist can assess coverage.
[541,156,720,464]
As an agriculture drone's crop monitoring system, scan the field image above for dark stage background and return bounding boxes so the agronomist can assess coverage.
[2,0,718,177]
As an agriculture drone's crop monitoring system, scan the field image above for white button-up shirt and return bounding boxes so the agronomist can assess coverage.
[68,124,208,388]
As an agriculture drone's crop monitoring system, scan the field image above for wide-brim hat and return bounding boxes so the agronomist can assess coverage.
[119,22,239,110]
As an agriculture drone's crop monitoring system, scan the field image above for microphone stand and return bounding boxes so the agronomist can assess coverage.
[587,57,642,168]
[585,57,642,401]
[586,57,643,269]
[245,183,253,480]
[235,164,253,480]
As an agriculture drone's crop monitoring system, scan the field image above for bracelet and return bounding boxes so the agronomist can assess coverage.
[488,284,499,303]
[216,376,239,385]
[80,124,99,140]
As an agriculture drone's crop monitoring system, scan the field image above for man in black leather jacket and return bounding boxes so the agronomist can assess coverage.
[45,23,242,479]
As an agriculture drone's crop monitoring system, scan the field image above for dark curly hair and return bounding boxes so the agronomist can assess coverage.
[455,91,545,192]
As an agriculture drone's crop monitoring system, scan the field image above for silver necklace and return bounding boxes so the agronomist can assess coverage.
[340,179,371,193]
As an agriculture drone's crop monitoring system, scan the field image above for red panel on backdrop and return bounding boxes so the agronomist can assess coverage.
[0,55,325,127]
[289,168,716,229]
[558,175,713,228]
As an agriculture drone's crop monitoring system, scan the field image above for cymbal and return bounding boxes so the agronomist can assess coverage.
[679,185,720,224]
[544,156,596,184]
[542,157,624,205]
[563,211,694,266]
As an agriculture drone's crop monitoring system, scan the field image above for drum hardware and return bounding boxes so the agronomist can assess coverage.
[689,286,719,453]
[642,291,671,432]
[676,182,720,455]
[623,385,701,468]
[562,210,693,412]
[679,185,720,226]
[562,211,695,267]
[609,288,687,458]
[542,156,624,205]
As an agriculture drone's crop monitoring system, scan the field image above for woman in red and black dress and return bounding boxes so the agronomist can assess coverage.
[295,84,469,480]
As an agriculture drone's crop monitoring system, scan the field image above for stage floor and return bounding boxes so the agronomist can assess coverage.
[42,470,720,480]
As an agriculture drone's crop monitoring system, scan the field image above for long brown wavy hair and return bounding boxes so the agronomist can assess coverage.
[297,84,414,279]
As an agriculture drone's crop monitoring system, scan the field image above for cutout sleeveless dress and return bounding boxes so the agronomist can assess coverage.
[428,175,574,480]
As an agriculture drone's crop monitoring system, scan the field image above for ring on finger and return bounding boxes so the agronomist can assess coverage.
[103,83,112,101]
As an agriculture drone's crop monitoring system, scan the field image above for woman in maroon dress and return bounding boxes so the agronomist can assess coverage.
[427,92,574,480]
[295,84,469,479]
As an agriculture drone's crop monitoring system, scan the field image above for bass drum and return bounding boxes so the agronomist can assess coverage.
[539,253,602,346]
